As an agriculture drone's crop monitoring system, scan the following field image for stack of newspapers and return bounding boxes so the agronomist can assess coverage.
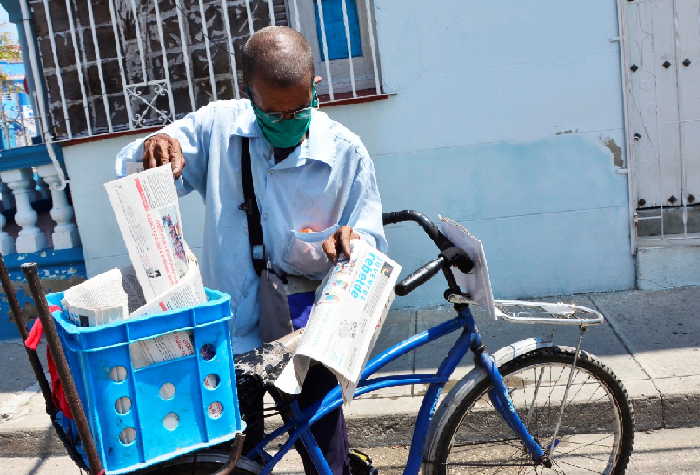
[60,164,206,368]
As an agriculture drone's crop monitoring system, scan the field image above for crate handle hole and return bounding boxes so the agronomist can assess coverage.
[200,344,216,361]
[203,374,220,390]
[163,412,180,431]
[115,396,131,415]
[109,366,128,383]
[119,427,137,446]
[208,401,223,419]
[159,382,176,400]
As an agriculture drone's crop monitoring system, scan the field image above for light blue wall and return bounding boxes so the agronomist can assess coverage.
[65,0,635,309]
[320,0,635,306]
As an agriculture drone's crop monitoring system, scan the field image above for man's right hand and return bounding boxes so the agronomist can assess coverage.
[142,133,186,178]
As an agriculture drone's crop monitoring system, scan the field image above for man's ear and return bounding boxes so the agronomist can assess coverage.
[314,75,323,84]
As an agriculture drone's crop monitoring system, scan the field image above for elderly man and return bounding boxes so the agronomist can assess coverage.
[116,26,386,474]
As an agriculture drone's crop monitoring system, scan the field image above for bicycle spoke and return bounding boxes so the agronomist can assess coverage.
[555,434,614,456]
[555,457,601,473]
[565,372,592,404]
[583,384,603,405]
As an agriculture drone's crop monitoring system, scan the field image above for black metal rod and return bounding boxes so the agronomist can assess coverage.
[21,262,104,474]
[213,433,246,475]
[0,254,55,413]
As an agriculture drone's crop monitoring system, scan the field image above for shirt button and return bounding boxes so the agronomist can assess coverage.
[268,169,275,175]
[263,213,269,220]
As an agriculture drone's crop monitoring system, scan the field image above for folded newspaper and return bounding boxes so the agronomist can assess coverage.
[61,268,129,327]
[60,164,206,369]
[275,239,401,404]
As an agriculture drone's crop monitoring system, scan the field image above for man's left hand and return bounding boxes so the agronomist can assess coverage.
[322,226,360,263]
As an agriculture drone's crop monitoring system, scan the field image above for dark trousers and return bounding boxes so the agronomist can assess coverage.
[237,364,350,475]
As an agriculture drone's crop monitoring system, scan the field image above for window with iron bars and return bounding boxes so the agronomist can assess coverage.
[28,0,382,142]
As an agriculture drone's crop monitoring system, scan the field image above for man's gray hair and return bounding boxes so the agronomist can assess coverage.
[241,26,315,87]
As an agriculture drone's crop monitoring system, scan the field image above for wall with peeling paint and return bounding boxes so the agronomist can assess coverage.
[62,0,635,309]
[322,0,636,306]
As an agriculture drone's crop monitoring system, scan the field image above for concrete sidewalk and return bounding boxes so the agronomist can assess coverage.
[0,285,699,456]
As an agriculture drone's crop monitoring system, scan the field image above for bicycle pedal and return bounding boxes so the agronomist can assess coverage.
[349,449,378,475]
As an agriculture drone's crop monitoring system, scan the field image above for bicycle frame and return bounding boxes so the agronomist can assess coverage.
[247,304,547,475]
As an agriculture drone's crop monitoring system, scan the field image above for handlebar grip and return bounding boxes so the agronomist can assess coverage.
[395,256,445,296]
[382,211,408,226]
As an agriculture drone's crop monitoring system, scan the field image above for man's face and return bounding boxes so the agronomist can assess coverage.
[249,77,313,118]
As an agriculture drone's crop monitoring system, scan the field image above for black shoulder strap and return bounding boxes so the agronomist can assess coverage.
[239,137,266,275]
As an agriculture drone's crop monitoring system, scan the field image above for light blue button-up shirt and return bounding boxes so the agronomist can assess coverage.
[115,99,387,353]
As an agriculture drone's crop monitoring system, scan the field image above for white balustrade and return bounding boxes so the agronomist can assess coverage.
[36,163,81,250]
[0,181,14,213]
[0,207,14,255]
[35,171,51,201]
[0,167,47,253]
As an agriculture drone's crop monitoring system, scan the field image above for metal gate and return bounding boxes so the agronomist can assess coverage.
[620,0,700,241]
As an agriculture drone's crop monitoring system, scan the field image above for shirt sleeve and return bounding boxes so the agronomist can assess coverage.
[114,102,216,197]
[341,144,388,253]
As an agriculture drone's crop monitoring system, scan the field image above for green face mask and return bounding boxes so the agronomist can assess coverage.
[249,85,319,148]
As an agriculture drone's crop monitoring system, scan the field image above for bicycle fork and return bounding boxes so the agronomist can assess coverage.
[479,348,550,467]
[455,302,550,466]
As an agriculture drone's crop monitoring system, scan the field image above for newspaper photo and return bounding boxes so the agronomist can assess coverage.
[275,239,402,404]
[104,164,189,301]
[130,248,206,317]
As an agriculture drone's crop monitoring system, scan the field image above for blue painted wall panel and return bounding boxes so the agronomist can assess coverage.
[374,135,634,307]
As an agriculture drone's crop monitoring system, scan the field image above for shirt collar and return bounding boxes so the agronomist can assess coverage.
[298,109,335,168]
[231,99,262,137]
[232,100,336,168]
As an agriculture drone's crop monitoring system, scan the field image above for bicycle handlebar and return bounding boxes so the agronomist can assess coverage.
[382,210,475,297]
[394,256,445,296]
[382,210,453,251]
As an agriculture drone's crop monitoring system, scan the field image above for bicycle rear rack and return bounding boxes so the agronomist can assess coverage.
[447,294,604,327]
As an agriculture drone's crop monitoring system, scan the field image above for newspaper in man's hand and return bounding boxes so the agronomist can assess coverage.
[275,239,401,404]
[104,164,189,301]
[102,164,206,368]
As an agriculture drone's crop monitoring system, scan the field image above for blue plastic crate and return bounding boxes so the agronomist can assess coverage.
[46,288,243,475]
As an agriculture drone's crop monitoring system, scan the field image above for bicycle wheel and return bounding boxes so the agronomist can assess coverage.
[138,450,260,474]
[424,346,634,474]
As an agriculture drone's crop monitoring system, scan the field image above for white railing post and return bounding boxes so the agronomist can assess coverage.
[1,181,15,211]
[0,204,15,255]
[34,171,50,201]
[0,168,47,253]
[36,164,80,250]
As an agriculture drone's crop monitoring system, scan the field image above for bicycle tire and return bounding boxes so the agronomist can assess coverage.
[423,346,634,474]
[137,451,260,474]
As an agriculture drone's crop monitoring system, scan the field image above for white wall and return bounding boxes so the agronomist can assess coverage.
[64,134,206,277]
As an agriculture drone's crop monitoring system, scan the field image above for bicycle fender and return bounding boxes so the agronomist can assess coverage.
[422,337,554,470]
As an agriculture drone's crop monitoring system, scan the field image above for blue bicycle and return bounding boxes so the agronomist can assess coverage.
[150,210,635,474]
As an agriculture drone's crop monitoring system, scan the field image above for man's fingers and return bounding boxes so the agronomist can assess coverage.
[157,141,171,165]
[336,226,352,257]
[143,139,157,169]
[170,141,185,178]
[322,238,337,262]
